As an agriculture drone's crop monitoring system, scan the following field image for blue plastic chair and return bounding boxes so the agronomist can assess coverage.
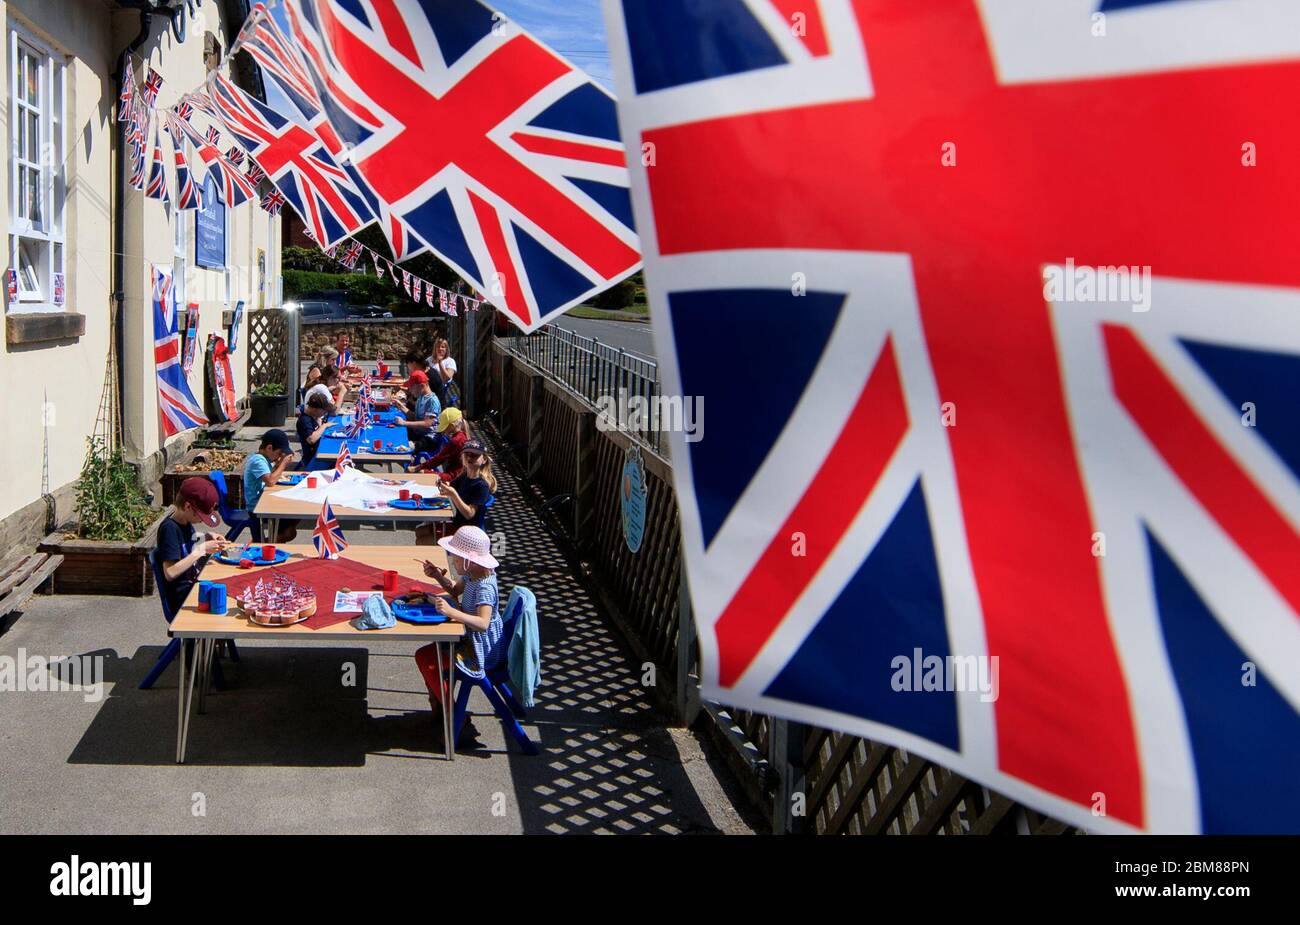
[140,549,232,690]
[450,590,538,755]
[209,471,261,543]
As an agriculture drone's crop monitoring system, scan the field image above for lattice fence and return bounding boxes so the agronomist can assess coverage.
[248,309,291,389]
[483,338,1080,836]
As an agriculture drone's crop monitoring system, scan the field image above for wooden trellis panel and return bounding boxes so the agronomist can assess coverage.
[248,309,291,388]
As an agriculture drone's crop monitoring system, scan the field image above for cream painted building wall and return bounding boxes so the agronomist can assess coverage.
[0,0,280,535]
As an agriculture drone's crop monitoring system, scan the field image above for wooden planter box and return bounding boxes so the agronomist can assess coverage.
[161,449,247,508]
[37,511,169,597]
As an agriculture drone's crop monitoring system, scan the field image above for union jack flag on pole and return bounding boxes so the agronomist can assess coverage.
[313,499,348,559]
[283,0,642,332]
[605,0,1300,834]
[150,265,207,438]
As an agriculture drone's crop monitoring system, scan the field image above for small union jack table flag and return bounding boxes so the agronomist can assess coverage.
[334,441,353,474]
[605,0,1300,834]
[313,498,348,559]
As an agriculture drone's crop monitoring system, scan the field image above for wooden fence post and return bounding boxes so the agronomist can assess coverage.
[771,719,809,834]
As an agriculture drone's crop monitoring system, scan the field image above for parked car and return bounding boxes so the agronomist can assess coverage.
[294,300,350,320]
[346,303,394,318]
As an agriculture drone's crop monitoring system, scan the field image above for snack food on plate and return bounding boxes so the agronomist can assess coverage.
[238,572,317,626]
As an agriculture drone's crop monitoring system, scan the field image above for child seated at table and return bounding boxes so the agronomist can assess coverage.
[441,439,495,531]
[295,392,334,470]
[410,408,471,479]
[157,478,230,615]
[243,429,298,542]
[414,525,503,743]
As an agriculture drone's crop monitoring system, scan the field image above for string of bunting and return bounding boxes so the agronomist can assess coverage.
[303,231,485,318]
[113,4,484,317]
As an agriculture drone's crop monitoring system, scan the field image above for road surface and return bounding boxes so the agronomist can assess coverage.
[554,314,656,360]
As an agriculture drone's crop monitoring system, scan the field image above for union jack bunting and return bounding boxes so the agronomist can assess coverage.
[142,68,164,108]
[411,278,423,303]
[144,122,169,203]
[425,284,436,309]
[400,270,412,298]
[245,160,267,185]
[284,0,641,332]
[179,117,256,207]
[261,188,287,215]
[150,265,207,437]
[438,291,448,314]
[164,114,201,210]
[128,127,148,190]
[118,58,135,121]
[208,70,373,247]
[340,241,364,270]
[313,499,348,559]
[444,292,457,317]
[372,253,386,280]
[226,146,245,167]
[605,0,1300,834]
[175,99,194,122]
[334,442,353,474]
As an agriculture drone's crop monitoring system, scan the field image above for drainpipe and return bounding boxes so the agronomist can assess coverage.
[112,3,154,451]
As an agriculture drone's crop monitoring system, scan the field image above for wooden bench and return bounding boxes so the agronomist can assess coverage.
[0,552,64,619]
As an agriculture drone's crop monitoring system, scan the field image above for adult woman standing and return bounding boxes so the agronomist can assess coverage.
[426,338,458,408]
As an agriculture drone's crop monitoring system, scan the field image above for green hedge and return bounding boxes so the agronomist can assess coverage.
[283,269,394,305]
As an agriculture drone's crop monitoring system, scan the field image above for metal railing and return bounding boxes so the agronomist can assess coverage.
[503,324,663,452]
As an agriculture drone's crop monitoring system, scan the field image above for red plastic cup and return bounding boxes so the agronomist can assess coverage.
[306,476,317,488]
[373,439,383,451]
[399,489,411,500]
[261,544,276,561]
[383,570,399,594]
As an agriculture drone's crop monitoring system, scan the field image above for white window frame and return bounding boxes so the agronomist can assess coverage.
[7,25,65,313]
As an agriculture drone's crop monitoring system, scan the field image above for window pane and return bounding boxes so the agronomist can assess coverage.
[16,111,26,164]
[26,110,39,162]
[24,51,38,105]
[26,167,41,225]
[17,237,43,298]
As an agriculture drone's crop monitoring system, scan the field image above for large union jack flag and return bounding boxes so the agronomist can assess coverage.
[208,70,373,247]
[605,0,1300,834]
[151,265,207,438]
[282,0,641,332]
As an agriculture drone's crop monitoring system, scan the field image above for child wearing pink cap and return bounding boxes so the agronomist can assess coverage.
[414,525,503,744]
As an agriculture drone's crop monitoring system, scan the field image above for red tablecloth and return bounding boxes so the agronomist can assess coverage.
[215,556,446,629]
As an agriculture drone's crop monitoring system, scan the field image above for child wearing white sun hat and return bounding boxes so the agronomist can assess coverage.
[414,526,504,731]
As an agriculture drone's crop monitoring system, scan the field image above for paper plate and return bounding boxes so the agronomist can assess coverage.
[277,473,308,486]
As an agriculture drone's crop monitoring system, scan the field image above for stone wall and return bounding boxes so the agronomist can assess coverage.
[301,318,451,363]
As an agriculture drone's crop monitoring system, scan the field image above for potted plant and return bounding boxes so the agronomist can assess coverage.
[38,437,168,596]
[249,381,290,426]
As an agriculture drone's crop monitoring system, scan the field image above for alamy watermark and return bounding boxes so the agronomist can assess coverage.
[1043,258,1152,312]
[891,648,1000,703]
[0,649,104,702]
[595,388,704,443]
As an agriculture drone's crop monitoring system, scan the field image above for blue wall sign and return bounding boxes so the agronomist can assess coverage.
[621,444,647,554]
[195,173,226,269]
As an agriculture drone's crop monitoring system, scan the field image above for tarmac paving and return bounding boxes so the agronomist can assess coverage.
[0,432,755,834]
